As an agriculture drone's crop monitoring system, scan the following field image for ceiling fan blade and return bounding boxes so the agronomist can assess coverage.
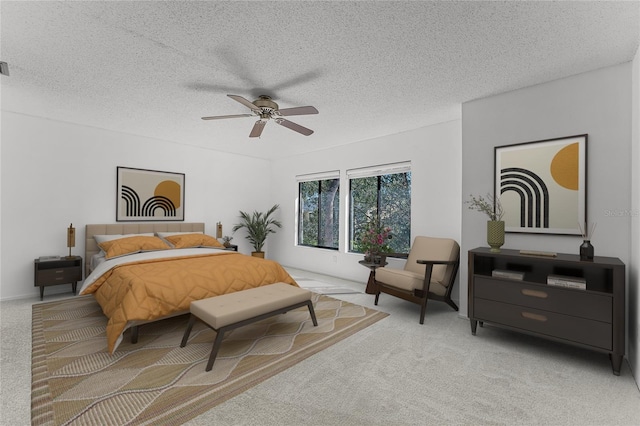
[228,94,261,111]
[249,120,266,138]
[201,114,252,120]
[275,118,314,136]
[277,106,319,116]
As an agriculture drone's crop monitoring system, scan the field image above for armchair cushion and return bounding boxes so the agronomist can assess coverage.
[374,235,460,323]
[405,236,459,285]
[375,267,447,296]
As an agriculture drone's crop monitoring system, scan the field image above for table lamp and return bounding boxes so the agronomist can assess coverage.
[67,223,75,258]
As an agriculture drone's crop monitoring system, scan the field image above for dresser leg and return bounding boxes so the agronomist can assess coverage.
[40,286,44,301]
[611,354,623,376]
[470,319,477,335]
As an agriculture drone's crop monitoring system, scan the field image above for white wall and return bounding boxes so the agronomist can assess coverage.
[461,62,634,361]
[0,112,272,300]
[630,45,640,384]
[269,120,462,295]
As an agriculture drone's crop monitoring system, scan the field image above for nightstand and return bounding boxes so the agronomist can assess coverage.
[34,256,83,300]
[224,244,238,252]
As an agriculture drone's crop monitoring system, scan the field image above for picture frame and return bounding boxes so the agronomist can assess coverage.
[116,167,185,222]
[494,134,587,235]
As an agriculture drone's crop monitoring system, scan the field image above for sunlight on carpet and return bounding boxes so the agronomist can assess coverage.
[294,278,362,294]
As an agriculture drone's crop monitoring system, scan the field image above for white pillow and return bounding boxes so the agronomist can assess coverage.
[90,252,106,272]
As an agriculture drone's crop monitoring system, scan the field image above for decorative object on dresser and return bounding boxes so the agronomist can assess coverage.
[546,274,586,290]
[468,247,625,375]
[519,249,557,257]
[34,256,82,300]
[491,269,524,280]
[66,223,75,258]
[495,134,587,235]
[467,193,505,252]
[578,221,597,261]
[222,235,233,248]
[116,166,185,222]
[232,204,282,258]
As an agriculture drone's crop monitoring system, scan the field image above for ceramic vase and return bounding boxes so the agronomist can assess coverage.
[487,220,505,253]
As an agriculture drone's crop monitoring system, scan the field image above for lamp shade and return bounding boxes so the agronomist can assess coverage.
[67,223,75,248]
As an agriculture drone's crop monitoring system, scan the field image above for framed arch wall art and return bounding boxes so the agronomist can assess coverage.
[116,167,185,222]
[494,134,587,235]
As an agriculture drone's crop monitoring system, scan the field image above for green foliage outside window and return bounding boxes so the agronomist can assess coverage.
[298,179,340,249]
[350,172,411,254]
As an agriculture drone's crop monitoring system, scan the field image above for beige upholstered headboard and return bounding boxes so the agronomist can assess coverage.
[85,222,205,276]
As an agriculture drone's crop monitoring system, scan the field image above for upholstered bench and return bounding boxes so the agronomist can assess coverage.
[180,282,318,371]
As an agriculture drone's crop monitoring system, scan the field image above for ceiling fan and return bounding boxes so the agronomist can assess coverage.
[202,94,319,138]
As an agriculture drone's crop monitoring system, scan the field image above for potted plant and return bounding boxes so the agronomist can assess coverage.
[359,217,392,264]
[232,204,282,258]
[467,193,505,252]
[222,235,233,248]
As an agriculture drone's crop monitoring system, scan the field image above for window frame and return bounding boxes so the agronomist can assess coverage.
[347,162,412,254]
[296,171,340,251]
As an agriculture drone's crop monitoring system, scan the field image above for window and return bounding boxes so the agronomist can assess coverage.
[348,163,411,254]
[297,171,340,249]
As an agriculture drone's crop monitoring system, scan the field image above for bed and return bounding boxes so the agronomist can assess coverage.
[81,223,298,353]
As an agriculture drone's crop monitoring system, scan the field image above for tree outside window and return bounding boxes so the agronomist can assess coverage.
[350,171,411,254]
[298,178,340,249]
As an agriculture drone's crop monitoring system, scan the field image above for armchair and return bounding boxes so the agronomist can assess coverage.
[374,236,460,324]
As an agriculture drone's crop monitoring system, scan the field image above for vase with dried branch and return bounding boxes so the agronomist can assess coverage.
[467,193,505,252]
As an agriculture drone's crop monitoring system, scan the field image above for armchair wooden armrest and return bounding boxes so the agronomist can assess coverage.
[386,252,409,259]
[416,260,458,265]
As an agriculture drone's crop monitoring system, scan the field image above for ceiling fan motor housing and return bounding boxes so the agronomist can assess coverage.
[253,95,278,112]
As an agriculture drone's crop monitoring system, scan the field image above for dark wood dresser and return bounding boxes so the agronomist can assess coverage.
[468,247,625,375]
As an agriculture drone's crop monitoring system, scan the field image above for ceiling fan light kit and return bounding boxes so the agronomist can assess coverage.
[202,94,318,138]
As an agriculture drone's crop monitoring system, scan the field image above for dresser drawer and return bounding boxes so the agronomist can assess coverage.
[475,298,612,350]
[36,266,82,285]
[474,276,612,323]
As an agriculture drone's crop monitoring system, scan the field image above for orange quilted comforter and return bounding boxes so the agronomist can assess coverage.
[81,251,297,353]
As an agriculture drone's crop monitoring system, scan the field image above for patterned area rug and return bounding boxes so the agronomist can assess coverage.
[32,293,387,425]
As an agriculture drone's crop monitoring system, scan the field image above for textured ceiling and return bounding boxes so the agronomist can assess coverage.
[1,1,639,160]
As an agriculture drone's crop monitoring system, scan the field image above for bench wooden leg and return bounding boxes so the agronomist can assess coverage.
[306,300,318,326]
[185,298,318,372]
[206,330,226,371]
[180,315,197,347]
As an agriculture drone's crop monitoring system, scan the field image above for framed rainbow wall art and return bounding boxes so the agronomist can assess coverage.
[494,134,587,235]
[116,167,185,221]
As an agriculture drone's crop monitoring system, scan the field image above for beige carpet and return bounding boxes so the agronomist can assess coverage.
[295,277,362,294]
[31,293,388,425]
